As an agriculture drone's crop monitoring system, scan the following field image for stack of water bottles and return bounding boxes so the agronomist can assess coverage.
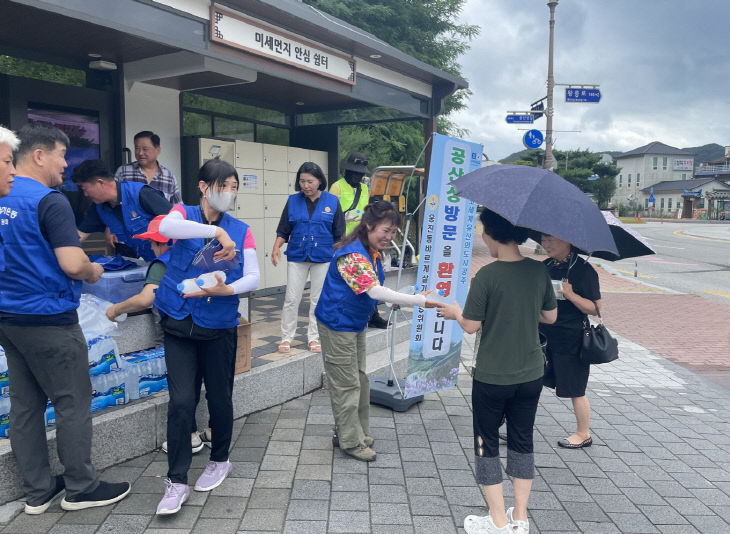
[0,346,10,438]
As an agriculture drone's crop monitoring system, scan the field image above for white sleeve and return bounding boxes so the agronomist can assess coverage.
[227,248,260,294]
[159,210,217,240]
[366,285,427,307]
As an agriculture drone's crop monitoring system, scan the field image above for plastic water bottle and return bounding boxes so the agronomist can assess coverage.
[0,396,10,438]
[0,348,9,398]
[177,271,226,294]
[87,335,121,376]
[45,401,55,427]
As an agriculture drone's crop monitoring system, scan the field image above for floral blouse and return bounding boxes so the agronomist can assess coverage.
[336,251,382,295]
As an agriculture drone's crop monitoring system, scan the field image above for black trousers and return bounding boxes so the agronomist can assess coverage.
[472,377,543,485]
[162,316,236,484]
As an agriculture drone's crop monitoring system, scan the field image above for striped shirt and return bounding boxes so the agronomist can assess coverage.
[114,161,182,204]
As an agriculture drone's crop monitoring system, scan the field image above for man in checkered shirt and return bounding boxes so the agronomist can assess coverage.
[114,131,182,204]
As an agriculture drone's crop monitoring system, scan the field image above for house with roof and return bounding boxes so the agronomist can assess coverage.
[611,142,694,208]
[695,146,730,184]
[640,177,730,218]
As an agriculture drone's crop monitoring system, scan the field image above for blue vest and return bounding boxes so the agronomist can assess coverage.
[154,206,248,329]
[315,238,385,332]
[0,177,81,315]
[96,182,162,261]
[285,191,339,263]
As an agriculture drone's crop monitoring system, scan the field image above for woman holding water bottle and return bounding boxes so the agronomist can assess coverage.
[315,201,440,462]
[152,157,260,515]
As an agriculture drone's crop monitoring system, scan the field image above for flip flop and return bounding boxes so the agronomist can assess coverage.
[308,341,321,352]
[278,341,291,353]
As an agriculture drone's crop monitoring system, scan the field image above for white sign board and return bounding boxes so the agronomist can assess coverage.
[211,6,356,85]
[673,159,693,171]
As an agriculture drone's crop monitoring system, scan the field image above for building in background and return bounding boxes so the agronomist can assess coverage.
[611,141,694,210]
[640,177,730,218]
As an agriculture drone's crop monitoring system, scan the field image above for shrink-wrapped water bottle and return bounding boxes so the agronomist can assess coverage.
[0,396,10,438]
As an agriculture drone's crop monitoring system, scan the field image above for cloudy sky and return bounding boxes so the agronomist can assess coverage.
[452,0,730,161]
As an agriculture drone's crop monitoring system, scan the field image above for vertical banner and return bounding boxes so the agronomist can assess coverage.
[404,134,482,398]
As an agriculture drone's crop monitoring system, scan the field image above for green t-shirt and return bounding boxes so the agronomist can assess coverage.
[145,260,167,287]
[462,258,557,385]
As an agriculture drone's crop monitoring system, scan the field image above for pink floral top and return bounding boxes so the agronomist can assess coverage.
[336,251,382,295]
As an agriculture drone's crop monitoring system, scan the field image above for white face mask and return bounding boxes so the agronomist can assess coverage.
[206,187,236,212]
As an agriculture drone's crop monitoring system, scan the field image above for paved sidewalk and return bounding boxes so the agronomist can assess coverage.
[4,332,730,533]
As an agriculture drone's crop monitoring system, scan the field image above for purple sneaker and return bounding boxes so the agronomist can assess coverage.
[194,460,232,492]
[156,479,189,515]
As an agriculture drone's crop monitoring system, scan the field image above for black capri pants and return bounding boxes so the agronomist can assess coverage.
[472,376,543,486]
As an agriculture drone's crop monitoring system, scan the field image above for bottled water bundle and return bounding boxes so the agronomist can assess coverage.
[119,347,167,400]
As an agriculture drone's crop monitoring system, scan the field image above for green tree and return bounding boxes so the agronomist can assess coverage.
[302,0,478,164]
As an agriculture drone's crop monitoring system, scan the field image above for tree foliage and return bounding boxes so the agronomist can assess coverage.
[511,149,619,209]
[302,0,478,167]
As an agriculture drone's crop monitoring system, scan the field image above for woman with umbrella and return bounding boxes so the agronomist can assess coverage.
[539,234,601,449]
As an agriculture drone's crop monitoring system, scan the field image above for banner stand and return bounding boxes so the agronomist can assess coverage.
[369,212,424,412]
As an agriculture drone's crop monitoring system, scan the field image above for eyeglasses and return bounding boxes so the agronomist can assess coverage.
[353,158,368,166]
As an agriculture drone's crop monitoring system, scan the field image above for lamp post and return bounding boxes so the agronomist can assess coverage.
[543,0,558,170]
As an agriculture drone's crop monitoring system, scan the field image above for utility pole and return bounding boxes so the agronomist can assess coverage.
[543,0,558,170]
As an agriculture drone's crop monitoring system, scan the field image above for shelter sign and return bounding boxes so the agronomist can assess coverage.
[211,5,356,84]
[404,133,482,399]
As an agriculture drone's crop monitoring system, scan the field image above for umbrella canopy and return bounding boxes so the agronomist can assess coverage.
[452,164,618,256]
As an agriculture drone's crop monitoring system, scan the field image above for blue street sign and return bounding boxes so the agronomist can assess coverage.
[522,129,544,149]
[648,186,655,203]
[505,114,534,124]
[531,101,545,120]
[565,88,601,103]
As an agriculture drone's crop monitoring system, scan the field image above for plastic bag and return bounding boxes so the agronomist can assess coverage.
[78,294,122,338]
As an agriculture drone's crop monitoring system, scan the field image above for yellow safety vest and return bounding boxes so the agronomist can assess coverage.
[332,178,369,234]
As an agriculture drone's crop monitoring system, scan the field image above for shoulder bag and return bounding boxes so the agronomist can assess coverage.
[580,302,618,365]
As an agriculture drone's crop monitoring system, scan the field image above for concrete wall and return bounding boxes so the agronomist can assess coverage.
[612,154,694,207]
[123,81,182,186]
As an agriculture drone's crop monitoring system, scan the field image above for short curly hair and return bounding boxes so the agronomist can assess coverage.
[479,208,528,245]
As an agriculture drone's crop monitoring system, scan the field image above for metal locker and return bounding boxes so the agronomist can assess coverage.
[264,217,288,288]
[309,149,329,175]
[287,147,310,173]
[263,170,289,195]
[235,140,263,170]
[263,194,288,219]
[262,144,288,171]
[199,138,235,166]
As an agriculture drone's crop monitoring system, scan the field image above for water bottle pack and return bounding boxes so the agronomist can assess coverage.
[90,370,127,413]
[0,396,9,438]
[177,271,226,295]
[120,347,167,400]
[45,401,55,427]
[87,335,121,377]
[0,347,9,398]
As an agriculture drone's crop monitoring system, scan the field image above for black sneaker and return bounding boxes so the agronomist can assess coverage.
[61,480,131,511]
[368,313,388,329]
[24,475,65,515]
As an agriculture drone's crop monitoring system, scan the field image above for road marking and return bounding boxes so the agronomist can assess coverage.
[612,268,656,279]
[673,230,730,243]
[702,289,730,299]
[646,259,698,266]
[652,245,685,250]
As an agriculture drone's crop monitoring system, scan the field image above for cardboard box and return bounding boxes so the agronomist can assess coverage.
[235,320,251,375]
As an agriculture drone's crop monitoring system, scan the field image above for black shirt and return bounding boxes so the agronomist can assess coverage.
[0,192,83,326]
[542,254,601,330]
[79,183,172,234]
[276,195,346,253]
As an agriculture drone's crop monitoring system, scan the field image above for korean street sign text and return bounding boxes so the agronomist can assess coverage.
[565,88,601,103]
[505,114,534,124]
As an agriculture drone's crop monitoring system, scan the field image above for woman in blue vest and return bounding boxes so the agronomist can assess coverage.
[152,158,260,515]
[315,201,439,462]
[271,162,345,353]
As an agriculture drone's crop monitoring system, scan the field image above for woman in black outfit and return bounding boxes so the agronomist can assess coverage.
[540,234,602,449]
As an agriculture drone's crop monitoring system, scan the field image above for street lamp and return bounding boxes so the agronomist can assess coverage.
[543,0,558,170]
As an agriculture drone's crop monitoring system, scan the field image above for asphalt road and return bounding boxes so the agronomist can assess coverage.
[603,221,730,306]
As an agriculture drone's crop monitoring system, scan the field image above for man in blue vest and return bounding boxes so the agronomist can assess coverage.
[74,159,172,261]
[0,124,130,514]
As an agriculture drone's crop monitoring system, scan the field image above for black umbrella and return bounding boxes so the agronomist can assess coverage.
[452,164,618,256]
[527,210,655,261]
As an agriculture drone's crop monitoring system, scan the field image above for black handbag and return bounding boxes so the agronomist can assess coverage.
[580,302,619,364]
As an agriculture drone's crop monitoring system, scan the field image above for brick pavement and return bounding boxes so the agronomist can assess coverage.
[4,333,730,533]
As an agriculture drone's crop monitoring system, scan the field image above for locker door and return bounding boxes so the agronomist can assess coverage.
[263,194,289,220]
[236,168,264,220]
[309,149,329,175]
[263,170,289,195]
[287,147,310,173]
[263,144,288,171]
[245,218,267,289]
[199,138,235,166]
[264,217,288,288]
[235,140,263,170]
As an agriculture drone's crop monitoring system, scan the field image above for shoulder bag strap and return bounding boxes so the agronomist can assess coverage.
[345,183,363,213]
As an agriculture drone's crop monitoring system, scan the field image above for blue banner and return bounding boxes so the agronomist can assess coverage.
[404,134,482,398]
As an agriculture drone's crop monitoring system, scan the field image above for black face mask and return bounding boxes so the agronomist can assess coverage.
[345,172,363,187]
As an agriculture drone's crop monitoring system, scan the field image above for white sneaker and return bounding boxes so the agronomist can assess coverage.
[464,514,512,534]
[507,507,529,533]
[162,432,205,454]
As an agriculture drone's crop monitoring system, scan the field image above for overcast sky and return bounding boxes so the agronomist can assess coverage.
[452,0,730,161]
